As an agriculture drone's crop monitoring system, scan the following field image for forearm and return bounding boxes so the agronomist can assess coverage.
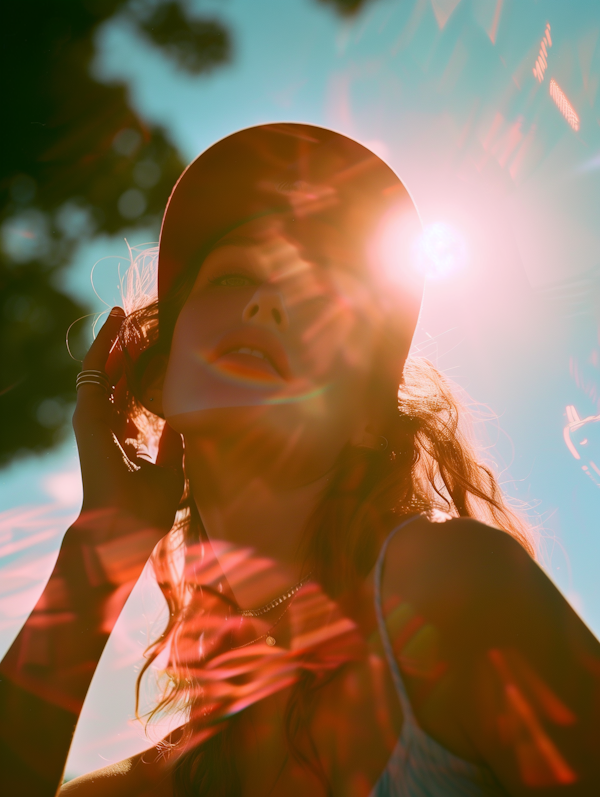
[0,521,138,796]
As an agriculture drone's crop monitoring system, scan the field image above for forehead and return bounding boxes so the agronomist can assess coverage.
[208,214,362,274]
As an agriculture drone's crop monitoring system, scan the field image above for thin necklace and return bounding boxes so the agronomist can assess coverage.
[237,572,313,617]
[231,597,295,649]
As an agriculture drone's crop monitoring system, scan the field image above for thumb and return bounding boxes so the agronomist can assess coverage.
[156,422,184,473]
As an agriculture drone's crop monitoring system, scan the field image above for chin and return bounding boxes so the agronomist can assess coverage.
[164,405,267,437]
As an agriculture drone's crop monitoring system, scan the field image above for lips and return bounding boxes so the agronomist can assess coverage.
[210,328,291,380]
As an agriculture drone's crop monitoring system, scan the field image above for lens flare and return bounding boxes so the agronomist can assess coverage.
[369,206,423,288]
[549,79,580,132]
[412,222,467,280]
[532,23,552,83]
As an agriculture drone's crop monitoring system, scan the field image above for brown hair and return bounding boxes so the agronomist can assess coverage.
[116,267,534,796]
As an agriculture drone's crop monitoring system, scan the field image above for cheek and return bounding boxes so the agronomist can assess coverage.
[298,305,378,383]
[164,291,248,370]
[174,292,242,345]
[297,325,376,433]
[161,296,233,417]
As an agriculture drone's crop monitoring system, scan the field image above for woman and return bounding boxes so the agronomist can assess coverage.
[1,123,598,797]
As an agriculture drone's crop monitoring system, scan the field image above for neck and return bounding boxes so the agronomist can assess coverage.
[183,432,337,609]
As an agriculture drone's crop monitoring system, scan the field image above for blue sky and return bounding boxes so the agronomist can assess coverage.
[1,0,599,777]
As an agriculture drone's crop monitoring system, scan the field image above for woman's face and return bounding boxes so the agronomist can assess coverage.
[162,215,388,467]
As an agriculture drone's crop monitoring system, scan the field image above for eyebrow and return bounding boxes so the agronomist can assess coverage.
[209,234,258,252]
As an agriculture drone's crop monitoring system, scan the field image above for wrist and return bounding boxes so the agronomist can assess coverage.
[64,509,156,588]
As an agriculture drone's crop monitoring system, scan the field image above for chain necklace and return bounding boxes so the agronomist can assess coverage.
[231,597,295,650]
[237,572,313,617]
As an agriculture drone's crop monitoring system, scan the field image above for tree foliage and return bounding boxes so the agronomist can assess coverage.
[0,1,230,467]
[316,0,376,16]
[0,0,366,469]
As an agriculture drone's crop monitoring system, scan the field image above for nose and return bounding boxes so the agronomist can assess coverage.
[242,285,289,331]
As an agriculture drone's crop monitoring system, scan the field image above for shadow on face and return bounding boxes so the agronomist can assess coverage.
[160,215,391,475]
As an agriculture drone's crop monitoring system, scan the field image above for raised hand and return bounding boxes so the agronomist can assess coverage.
[70,307,185,584]
[0,308,185,795]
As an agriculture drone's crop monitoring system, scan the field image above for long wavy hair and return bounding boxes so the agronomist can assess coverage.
[114,244,535,796]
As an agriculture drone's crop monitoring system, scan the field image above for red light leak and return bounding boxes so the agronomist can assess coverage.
[489,648,577,787]
[533,23,552,83]
[488,0,503,45]
[549,79,580,132]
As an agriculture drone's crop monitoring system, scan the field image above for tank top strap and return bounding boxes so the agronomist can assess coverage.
[373,514,423,728]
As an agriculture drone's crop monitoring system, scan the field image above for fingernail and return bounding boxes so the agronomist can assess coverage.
[109,307,125,317]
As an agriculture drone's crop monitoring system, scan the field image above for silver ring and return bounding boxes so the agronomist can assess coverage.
[76,370,113,394]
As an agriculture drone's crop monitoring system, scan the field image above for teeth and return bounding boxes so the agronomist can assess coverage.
[232,347,266,360]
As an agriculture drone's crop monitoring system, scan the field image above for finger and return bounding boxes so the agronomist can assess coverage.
[105,336,124,386]
[73,309,130,474]
[82,307,126,372]
[76,308,125,414]
[156,422,184,473]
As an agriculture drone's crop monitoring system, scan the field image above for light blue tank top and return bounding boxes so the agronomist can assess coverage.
[370,516,509,797]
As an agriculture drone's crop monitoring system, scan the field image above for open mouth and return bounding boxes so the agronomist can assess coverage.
[226,346,275,365]
[211,331,291,381]
[216,346,283,380]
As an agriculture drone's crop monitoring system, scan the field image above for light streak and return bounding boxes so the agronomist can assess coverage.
[563,405,600,485]
[549,79,580,132]
[532,23,552,83]
[488,0,503,45]
[488,649,578,787]
[430,0,462,30]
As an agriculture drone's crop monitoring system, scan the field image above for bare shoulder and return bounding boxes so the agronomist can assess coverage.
[381,513,598,675]
[59,744,174,797]
[381,514,534,612]
[378,513,538,703]
[381,515,600,795]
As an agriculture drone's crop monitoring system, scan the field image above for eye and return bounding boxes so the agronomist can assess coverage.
[209,273,258,288]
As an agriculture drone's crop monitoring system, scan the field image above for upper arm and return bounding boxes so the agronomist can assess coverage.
[381,517,600,796]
